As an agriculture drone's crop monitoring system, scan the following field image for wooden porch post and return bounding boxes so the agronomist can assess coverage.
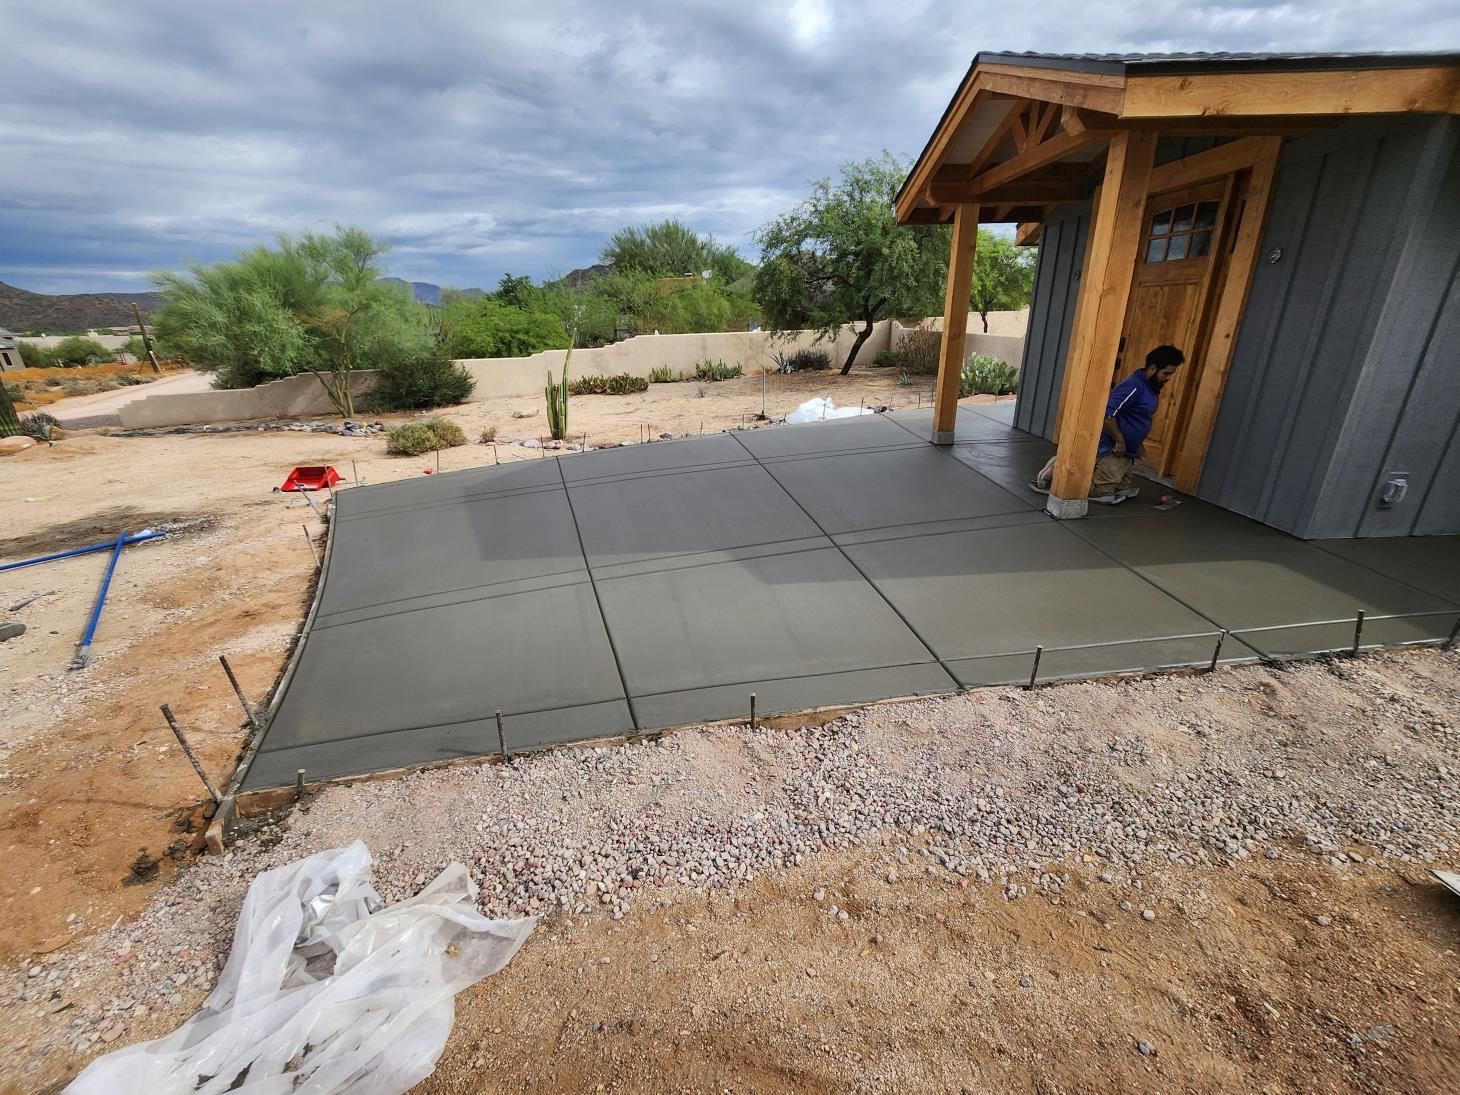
[1046,131,1156,517]
[932,203,979,443]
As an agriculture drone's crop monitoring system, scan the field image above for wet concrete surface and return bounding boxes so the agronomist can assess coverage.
[241,404,1460,789]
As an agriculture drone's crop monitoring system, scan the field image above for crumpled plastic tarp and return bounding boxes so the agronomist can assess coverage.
[67,841,536,1095]
[785,397,874,424]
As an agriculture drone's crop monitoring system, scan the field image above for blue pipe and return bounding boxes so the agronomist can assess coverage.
[0,529,166,574]
[70,529,129,671]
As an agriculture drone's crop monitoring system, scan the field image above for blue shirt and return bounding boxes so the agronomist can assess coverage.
[1098,371,1158,458]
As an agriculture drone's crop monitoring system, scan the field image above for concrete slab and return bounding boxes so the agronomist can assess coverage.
[761,445,1036,535]
[245,579,630,788]
[736,414,922,461]
[1314,536,1460,605]
[844,521,1243,686]
[1071,508,1458,657]
[336,460,563,519]
[595,546,951,728]
[560,434,751,483]
[568,463,823,569]
[887,405,1033,444]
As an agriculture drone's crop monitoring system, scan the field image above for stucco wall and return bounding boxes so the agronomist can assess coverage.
[889,310,1027,370]
[118,371,378,428]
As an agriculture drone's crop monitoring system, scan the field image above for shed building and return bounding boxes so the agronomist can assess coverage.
[897,50,1460,538]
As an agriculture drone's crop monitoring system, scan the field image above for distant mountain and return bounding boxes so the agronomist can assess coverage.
[548,264,613,291]
[379,278,444,306]
[0,281,161,334]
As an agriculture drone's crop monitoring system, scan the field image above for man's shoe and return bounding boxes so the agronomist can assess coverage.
[1088,493,1124,505]
[1115,486,1141,502]
[1028,481,1050,495]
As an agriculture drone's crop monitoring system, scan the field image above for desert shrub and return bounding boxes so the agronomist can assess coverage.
[17,342,59,367]
[385,416,467,455]
[567,373,649,396]
[898,328,941,375]
[371,345,476,410]
[51,336,112,366]
[694,359,742,382]
[960,353,1018,397]
[19,412,60,440]
[649,365,676,384]
[118,336,149,359]
[775,347,831,373]
[897,371,911,386]
[479,425,497,443]
[872,348,900,367]
[4,383,23,402]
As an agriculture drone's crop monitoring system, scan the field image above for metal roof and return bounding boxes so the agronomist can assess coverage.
[977,50,1460,76]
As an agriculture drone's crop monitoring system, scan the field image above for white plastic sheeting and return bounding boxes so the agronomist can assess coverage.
[67,841,536,1095]
[784,397,875,424]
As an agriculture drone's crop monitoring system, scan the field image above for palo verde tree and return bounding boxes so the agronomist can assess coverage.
[601,218,753,282]
[753,153,949,374]
[152,225,429,415]
[969,229,1036,332]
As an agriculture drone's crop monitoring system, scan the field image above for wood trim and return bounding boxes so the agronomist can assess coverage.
[933,205,980,438]
[1147,136,1269,193]
[932,178,1090,205]
[1062,107,1326,136]
[1170,138,1282,492]
[978,64,1126,114]
[896,76,989,223]
[1121,67,1460,118]
[1015,221,1042,246]
[970,129,1106,196]
[1048,132,1157,506]
[964,100,1028,179]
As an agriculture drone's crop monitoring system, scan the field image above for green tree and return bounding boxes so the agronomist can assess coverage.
[153,226,429,414]
[754,153,949,374]
[440,297,570,359]
[494,273,536,309]
[969,230,1037,332]
[601,218,752,282]
[52,336,111,365]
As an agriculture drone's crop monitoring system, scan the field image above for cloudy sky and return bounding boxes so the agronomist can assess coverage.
[4,1,1455,294]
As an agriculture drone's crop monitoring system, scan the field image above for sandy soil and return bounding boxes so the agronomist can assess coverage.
[0,367,945,966]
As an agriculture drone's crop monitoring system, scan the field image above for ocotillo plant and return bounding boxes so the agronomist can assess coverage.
[0,381,20,438]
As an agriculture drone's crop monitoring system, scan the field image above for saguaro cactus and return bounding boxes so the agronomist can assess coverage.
[0,381,21,438]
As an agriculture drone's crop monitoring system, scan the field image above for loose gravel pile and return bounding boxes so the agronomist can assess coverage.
[5,648,1457,1072]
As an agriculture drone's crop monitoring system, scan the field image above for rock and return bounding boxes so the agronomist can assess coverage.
[100,1023,124,1043]
[1315,914,1332,927]
[1136,1039,1157,1057]
[812,888,826,902]
[1119,901,1133,912]
[1018,974,1033,988]
[0,436,37,456]
[1141,909,1156,922]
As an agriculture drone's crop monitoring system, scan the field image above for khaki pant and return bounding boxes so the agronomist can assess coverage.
[1034,452,1135,497]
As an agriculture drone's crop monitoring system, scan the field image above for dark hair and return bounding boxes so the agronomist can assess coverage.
[1146,345,1185,370]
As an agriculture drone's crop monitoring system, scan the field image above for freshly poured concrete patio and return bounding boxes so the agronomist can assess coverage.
[240,402,1460,789]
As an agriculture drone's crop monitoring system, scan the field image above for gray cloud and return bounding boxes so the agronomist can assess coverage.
[4,0,1456,292]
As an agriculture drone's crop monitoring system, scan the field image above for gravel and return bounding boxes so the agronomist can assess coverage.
[4,649,1456,1073]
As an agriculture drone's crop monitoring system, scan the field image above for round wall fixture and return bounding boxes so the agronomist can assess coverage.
[1267,247,1284,264]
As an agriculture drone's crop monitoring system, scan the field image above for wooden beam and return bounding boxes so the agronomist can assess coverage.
[1062,107,1325,136]
[970,129,1106,196]
[977,64,1126,114]
[1015,221,1042,246]
[1170,138,1282,493]
[931,178,1090,205]
[1027,101,1059,146]
[903,208,951,225]
[1047,132,1157,516]
[1147,136,1270,192]
[1121,67,1460,119]
[896,77,990,224]
[1051,182,1101,445]
[932,204,980,442]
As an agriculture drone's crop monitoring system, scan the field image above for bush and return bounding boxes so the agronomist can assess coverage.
[17,342,59,367]
[898,329,941,375]
[960,353,1018,397]
[371,346,476,410]
[19,412,60,440]
[775,347,831,373]
[51,336,112,366]
[694,359,742,382]
[385,416,467,456]
[479,425,497,443]
[649,365,676,384]
[118,336,149,360]
[440,298,569,359]
[872,348,900,367]
[567,373,649,396]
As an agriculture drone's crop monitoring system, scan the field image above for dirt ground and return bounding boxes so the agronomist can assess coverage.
[0,367,943,966]
[3,367,1458,1095]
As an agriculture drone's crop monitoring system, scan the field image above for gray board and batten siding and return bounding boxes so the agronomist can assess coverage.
[1013,117,1460,539]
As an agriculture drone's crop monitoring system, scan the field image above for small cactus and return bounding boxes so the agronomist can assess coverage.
[0,382,20,438]
[545,352,570,440]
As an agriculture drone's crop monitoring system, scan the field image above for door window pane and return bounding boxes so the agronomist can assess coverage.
[1194,201,1219,229]
[1150,209,1172,235]
[1190,230,1212,258]
[1171,205,1195,233]
[1146,237,1168,262]
[1166,234,1190,260]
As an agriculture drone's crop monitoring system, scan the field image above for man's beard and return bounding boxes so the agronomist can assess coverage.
[1150,374,1168,391]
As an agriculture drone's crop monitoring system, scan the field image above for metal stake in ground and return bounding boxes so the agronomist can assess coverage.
[296,769,306,800]
[1208,630,1228,673]
[160,704,222,804]
[750,692,757,729]
[1446,614,1460,651]
[352,459,359,485]
[1352,609,1366,656]
[1027,645,1044,690]
[218,654,259,731]
[495,710,508,762]
[302,524,320,566]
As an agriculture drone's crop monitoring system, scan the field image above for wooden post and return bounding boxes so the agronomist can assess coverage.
[932,203,980,443]
[132,302,163,375]
[1046,131,1156,519]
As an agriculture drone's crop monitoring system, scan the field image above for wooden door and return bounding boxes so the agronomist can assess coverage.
[1112,179,1233,477]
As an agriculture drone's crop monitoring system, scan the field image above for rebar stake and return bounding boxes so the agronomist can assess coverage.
[495,710,508,762]
[352,459,359,485]
[1208,630,1228,673]
[218,654,258,730]
[1027,646,1043,690]
[1446,614,1460,651]
[302,524,319,565]
[1352,609,1365,656]
[750,693,757,729]
[160,704,222,804]
[435,448,441,473]
[493,443,499,465]
[295,768,306,800]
